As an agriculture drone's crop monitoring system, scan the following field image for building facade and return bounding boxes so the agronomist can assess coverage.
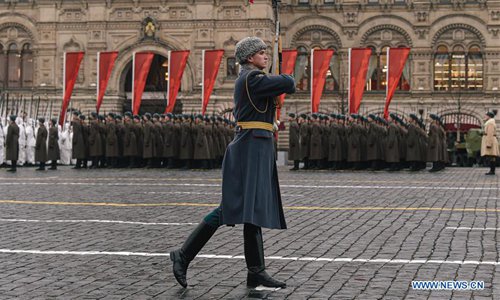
[0,0,499,147]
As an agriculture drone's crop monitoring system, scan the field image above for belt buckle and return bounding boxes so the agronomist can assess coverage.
[235,125,242,133]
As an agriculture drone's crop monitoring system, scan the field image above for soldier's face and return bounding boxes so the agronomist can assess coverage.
[247,50,268,70]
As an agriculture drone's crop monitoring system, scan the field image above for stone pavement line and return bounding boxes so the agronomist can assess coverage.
[0,249,499,266]
[1,181,499,190]
[0,218,197,226]
[1,199,500,213]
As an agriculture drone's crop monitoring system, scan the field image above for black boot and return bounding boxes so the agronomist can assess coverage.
[7,160,17,172]
[244,224,286,288]
[36,162,46,171]
[49,160,57,170]
[486,159,496,175]
[290,160,299,171]
[170,221,218,288]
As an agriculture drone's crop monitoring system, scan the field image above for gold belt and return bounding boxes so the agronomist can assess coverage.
[237,121,273,132]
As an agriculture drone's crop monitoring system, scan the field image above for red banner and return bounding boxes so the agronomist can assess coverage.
[132,52,154,115]
[202,50,224,115]
[348,48,371,114]
[311,49,334,113]
[96,51,118,114]
[165,50,190,113]
[59,52,84,126]
[277,49,297,120]
[384,48,410,119]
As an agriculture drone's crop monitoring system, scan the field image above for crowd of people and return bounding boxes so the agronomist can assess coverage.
[0,111,236,172]
[287,112,449,172]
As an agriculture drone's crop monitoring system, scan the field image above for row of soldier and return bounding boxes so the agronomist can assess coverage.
[288,112,448,172]
[0,112,236,172]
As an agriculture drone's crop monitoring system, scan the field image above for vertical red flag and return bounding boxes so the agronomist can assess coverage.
[348,48,372,114]
[202,49,224,115]
[132,52,154,115]
[165,50,190,113]
[277,49,297,120]
[59,52,84,126]
[311,49,334,113]
[96,51,118,114]
[384,48,410,119]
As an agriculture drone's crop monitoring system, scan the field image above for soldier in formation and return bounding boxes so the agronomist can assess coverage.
[288,112,449,172]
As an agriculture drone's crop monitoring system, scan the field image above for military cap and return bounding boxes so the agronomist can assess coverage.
[311,113,318,119]
[389,113,398,120]
[90,112,98,119]
[409,113,419,121]
[144,112,152,119]
[38,117,45,123]
[299,113,307,119]
[79,115,86,121]
[107,112,115,118]
[429,113,440,121]
[350,114,359,119]
[72,111,80,116]
[9,115,16,122]
[115,115,122,120]
[195,114,204,120]
[166,113,174,119]
[368,114,376,120]
[152,113,160,119]
[124,112,132,118]
[51,118,57,125]
[235,37,267,65]
[98,115,105,121]
[486,111,495,118]
[288,113,296,118]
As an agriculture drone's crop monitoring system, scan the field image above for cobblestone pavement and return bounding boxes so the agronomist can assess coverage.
[0,166,499,299]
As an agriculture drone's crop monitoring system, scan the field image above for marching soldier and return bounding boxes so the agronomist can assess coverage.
[88,113,103,169]
[328,114,343,170]
[481,111,498,175]
[123,112,138,167]
[162,113,176,168]
[35,117,48,171]
[287,113,300,170]
[309,114,322,169]
[142,113,154,168]
[105,113,119,168]
[98,115,107,167]
[178,115,193,169]
[385,113,401,171]
[152,114,163,168]
[47,118,60,170]
[347,115,361,169]
[6,115,19,172]
[407,114,422,171]
[133,115,144,167]
[170,36,295,289]
[299,114,310,169]
[193,114,211,169]
[80,115,89,168]
[366,114,382,170]
[71,112,86,169]
[115,115,126,168]
[427,114,444,172]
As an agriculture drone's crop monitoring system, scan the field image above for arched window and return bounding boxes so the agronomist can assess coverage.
[467,45,483,90]
[294,46,309,91]
[434,45,449,91]
[366,46,410,91]
[21,43,33,87]
[325,46,340,92]
[433,44,483,91]
[7,43,20,88]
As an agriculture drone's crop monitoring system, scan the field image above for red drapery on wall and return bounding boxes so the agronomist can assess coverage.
[311,49,334,113]
[165,50,190,113]
[59,52,84,126]
[96,51,118,114]
[132,52,154,115]
[384,48,410,119]
[348,48,371,114]
[202,50,224,115]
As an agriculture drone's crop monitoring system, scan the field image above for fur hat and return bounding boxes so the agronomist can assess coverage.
[235,37,267,65]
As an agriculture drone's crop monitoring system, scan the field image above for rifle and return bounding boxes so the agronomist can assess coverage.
[271,0,283,126]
